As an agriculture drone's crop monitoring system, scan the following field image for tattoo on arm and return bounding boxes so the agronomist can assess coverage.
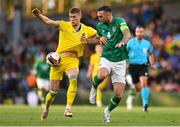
[121,28,131,45]
[86,35,99,44]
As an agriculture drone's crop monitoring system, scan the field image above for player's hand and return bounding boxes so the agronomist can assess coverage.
[99,37,107,45]
[115,42,125,48]
[81,33,86,43]
[32,8,40,16]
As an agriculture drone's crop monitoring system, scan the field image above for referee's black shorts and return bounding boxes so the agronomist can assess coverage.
[129,64,148,84]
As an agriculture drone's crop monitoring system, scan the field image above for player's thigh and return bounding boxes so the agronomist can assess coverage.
[138,64,148,87]
[49,68,62,91]
[50,65,64,81]
[50,80,60,91]
[129,64,139,84]
[98,58,111,79]
[66,68,79,78]
[111,60,126,84]
[65,57,79,78]
[113,82,126,98]
[97,67,109,80]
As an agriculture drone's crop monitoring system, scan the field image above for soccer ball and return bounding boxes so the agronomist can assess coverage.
[46,52,60,66]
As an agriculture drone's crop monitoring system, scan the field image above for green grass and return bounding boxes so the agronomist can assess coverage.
[0,105,180,126]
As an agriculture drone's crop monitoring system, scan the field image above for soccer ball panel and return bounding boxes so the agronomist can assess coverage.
[46,52,60,66]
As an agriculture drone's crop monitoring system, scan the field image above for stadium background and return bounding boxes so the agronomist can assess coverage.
[0,0,180,106]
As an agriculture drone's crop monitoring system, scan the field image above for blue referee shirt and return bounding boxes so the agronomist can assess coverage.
[126,37,153,64]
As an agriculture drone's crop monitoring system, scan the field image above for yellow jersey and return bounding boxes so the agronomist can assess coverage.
[90,53,101,77]
[56,21,96,57]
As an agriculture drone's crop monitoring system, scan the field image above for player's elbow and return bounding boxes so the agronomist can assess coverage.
[43,18,55,27]
[45,21,54,26]
[127,33,131,40]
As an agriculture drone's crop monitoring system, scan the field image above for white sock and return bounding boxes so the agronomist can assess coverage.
[126,95,134,110]
[66,105,72,110]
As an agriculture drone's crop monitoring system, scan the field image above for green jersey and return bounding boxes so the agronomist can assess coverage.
[96,17,129,62]
[33,60,50,79]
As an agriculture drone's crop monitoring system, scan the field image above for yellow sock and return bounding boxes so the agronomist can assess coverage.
[45,90,58,111]
[96,88,102,103]
[67,77,77,106]
[96,77,108,105]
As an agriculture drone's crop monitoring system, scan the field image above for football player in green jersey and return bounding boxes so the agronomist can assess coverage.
[89,5,131,122]
[33,51,50,108]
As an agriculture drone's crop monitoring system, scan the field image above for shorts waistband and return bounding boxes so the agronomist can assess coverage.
[60,51,78,58]
[129,63,148,66]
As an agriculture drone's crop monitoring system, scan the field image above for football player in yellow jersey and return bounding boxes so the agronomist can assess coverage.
[32,7,97,120]
[87,44,109,107]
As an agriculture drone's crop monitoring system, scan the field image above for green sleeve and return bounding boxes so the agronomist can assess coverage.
[118,18,129,31]
[32,61,39,75]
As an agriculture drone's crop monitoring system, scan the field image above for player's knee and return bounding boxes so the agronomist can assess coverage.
[50,86,59,91]
[98,85,104,90]
[41,88,48,92]
[115,92,124,99]
[97,73,107,80]
[69,75,77,82]
[50,80,60,91]
[140,84,148,89]
[49,90,58,97]
[135,87,140,92]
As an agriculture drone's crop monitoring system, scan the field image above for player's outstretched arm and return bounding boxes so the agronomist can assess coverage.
[86,35,99,44]
[32,8,59,27]
[115,28,131,48]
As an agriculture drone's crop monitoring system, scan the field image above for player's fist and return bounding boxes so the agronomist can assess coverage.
[99,36,107,45]
[32,8,40,16]
[81,33,86,43]
[115,42,125,48]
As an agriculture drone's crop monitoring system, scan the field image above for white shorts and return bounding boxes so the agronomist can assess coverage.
[99,57,126,84]
[36,78,50,91]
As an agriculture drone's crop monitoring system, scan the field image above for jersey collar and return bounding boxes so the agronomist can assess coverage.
[75,24,82,32]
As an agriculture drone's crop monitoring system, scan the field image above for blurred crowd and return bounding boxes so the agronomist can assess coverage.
[0,2,180,104]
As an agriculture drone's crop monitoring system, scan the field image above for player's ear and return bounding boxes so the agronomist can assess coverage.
[78,12,82,19]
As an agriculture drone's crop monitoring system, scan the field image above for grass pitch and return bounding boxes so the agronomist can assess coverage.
[0,105,180,126]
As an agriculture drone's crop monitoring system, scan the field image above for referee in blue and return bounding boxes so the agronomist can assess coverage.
[126,25,155,112]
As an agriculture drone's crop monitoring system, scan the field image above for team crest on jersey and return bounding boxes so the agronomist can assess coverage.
[143,48,147,54]
[42,64,49,70]
[112,27,116,32]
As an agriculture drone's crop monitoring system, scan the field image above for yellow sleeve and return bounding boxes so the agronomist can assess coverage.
[59,20,66,31]
[86,26,96,38]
